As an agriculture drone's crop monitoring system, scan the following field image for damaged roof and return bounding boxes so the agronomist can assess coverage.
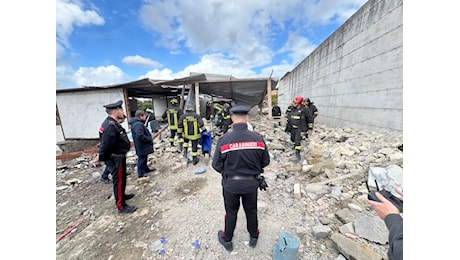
[56,73,277,107]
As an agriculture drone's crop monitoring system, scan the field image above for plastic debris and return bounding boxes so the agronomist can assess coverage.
[192,239,201,249]
[194,167,206,174]
[151,237,167,254]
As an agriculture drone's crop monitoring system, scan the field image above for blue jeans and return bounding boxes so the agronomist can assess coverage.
[137,155,149,177]
[101,165,110,179]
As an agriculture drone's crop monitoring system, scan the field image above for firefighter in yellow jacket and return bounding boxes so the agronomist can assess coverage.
[161,98,184,150]
[178,103,207,165]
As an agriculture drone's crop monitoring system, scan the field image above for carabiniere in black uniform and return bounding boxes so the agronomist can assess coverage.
[212,104,270,251]
[98,100,133,213]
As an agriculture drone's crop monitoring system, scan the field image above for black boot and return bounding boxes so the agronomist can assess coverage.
[178,142,183,152]
[218,230,233,251]
[293,150,301,163]
[193,156,199,165]
[183,148,188,158]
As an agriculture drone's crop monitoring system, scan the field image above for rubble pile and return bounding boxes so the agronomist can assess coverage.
[56,113,402,260]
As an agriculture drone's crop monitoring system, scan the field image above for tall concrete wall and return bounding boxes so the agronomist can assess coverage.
[277,0,403,133]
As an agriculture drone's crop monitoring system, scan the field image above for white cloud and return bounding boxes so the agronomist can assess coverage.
[57,0,366,88]
[122,55,163,68]
[138,0,365,73]
[74,65,130,87]
[144,68,178,80]
[278,33,317,66]
[56,0,105,47]
[142,53,258,80]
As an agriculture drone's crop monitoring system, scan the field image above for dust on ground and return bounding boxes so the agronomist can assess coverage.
[56,117,392,260]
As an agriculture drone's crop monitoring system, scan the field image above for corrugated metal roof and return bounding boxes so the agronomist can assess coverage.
[56,73,277,107]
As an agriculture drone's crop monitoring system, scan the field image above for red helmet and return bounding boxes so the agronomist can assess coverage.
[293,96,304,104]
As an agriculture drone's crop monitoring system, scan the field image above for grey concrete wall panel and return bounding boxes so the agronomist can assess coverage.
[56,89,126,139]
[277,0,402,133]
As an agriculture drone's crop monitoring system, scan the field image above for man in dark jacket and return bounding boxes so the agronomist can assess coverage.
[129,110,156,178]
[304,98,318,120]
[98,100,136,214]
[212,104,270,252]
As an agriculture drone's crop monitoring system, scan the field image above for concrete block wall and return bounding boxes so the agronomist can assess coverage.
[277,0,403,133]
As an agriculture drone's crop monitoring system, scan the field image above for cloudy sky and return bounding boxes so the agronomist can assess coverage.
[56,0,367,89]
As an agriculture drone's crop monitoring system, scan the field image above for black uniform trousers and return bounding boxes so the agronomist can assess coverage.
[290,127,302,150]
[169,129,178,143]
[183,138,199,156]
[222,188,258,241]
[106,158,128,210]
[221,119,232,134]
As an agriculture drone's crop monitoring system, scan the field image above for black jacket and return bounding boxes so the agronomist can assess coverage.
[129,117,154,157]
[288,106,313,131]
[178,112,206,140]
[272,106,281,117]
[212,123,270,194]
[98,117,130,161]
[161,105,183,130]
[385,214,403,260]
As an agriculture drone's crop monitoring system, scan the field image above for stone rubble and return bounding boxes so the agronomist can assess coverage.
[56,112,403,259]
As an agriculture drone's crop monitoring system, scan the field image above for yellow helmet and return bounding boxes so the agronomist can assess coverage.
[170,98,178,104]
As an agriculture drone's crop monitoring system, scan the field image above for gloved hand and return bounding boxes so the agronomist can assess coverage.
[300,131,308,140]
[257,175,268,191]
[111,154,126,168]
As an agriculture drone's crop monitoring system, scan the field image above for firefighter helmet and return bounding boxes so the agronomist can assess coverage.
[293,96,304,104]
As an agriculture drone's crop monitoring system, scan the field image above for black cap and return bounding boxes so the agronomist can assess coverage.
[103,100,123,109]
[230,104,250,115]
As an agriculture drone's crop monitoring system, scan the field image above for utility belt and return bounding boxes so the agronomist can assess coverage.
[224,174,258,180]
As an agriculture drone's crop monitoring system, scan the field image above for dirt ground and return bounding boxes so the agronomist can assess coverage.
[55,118,391,260]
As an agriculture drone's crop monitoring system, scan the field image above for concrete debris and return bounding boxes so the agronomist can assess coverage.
[56,112,402,259]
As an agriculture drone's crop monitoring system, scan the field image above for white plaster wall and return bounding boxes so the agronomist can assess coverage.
[153,96,168,120]
[56,89,126,139]
[277,0,403,133]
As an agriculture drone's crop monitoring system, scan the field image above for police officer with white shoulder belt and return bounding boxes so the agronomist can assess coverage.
[212,104,270,252]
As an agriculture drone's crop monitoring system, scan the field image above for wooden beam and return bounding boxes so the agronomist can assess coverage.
[267,78,272,118]
[195,83,200,114]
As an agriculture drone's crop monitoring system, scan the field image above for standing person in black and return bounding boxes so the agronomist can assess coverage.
[287,96,313,162]
[178,103,207,165]
[161,98,184,150]
[212,104,270,252]
[304,98,319,121]
[98,100,136,214]
[100,114,127,183]
[129,110,156,178]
